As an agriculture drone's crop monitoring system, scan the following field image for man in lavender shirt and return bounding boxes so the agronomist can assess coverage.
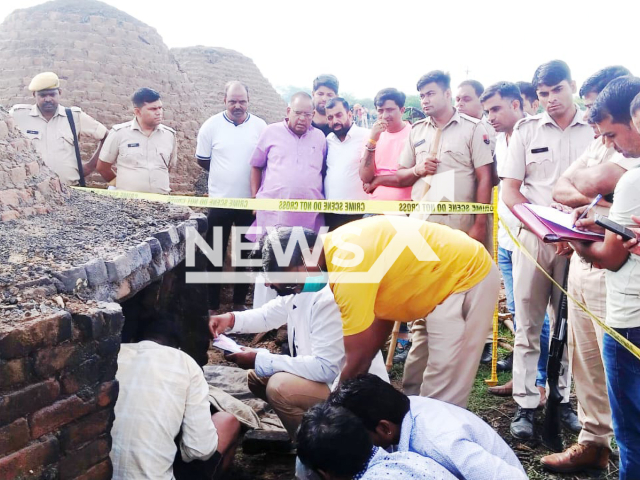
[249,92,327,240]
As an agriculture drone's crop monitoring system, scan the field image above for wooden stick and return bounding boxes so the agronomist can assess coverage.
[386,321,402,371]
[420,128,442,199]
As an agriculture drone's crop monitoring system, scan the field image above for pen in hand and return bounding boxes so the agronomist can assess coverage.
[573,194,603,228]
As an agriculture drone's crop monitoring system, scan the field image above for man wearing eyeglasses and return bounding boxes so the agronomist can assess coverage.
[249,92,327,241]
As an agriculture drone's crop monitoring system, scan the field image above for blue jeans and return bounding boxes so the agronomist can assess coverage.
[498,246,550,387]
[603,328,640,480]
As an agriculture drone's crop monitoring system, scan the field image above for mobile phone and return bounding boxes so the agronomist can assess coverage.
[594,214,636,241]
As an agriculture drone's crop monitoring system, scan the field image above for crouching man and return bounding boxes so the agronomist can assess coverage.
[209,233,388,439]
[111,316,241,480]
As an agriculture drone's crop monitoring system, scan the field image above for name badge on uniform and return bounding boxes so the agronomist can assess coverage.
[531,147,549,154]
[127,143,140,148]
[27,130,39,134]
[414,139,426,148]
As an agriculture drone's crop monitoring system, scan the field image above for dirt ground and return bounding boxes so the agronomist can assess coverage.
[209,289,618,480]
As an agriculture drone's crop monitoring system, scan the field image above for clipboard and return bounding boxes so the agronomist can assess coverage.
[513,203,604,243]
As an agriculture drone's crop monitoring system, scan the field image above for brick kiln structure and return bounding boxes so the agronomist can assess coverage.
[0,0,288,194]
[172,46,287,125]
[0,101,211,477]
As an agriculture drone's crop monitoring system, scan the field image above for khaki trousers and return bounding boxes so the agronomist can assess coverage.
[512,228,570,409]
[247,370,329,440]
[567,254,613,448]
[402,263,500,407]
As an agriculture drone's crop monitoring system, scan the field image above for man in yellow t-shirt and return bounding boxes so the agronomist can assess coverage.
[257,215,499,407]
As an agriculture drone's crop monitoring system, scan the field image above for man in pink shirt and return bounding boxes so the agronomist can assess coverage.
[359,88,412,201]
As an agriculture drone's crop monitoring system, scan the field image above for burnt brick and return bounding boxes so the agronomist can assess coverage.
[0,312,72,359]
[60,409,111,452]
[72,312,105,341]
[59,438,110,480]
[99,354,118,383]
[29,394,96,439]
[0,436,59,479]
[60,356,101,395]
[96,380,119,408]
[33,344,81,378]
[0,418,30,456]
[97,335,120,358]
[69,459,112,480]
[0,357,31,390]
[101,304,125,335]
[0,379,60,426]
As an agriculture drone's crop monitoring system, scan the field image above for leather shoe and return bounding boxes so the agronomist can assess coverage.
[488,379,513,396]
[480,343,492,364]
[497,352,513,372]
[510,406,536,440]
[560,403,582,433]
[541,443,609,473]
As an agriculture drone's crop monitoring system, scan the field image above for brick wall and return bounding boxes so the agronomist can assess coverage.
[0,106,65,222]
[171,46,287,125]
[0,305,123,480]
[0,0,206,193]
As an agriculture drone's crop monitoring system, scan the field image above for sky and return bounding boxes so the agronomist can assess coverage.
[1,0,639,99]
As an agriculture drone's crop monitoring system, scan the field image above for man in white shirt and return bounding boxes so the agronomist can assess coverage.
[209,286,388,440]
[111,316,241,480]
[570,76,640,480]
[196,81,267,310]
[328,374,527,480]
[324,97,369,231]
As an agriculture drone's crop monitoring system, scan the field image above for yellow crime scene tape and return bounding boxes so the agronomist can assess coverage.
[501,217,640,361]
[73,187,494,215]
[486,187,500,386]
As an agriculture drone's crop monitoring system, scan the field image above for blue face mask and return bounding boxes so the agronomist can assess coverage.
[301,271,328,293]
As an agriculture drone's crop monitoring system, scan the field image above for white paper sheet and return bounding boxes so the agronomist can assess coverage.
[212,334,244,354]
[527,204,604,237]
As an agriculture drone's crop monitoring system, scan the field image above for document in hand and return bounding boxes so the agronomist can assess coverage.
[513,203,604,243]
[212,334,244,354]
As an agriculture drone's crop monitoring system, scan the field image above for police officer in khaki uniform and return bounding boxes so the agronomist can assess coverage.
[501,60,592,440]
[10,72,108,186]
[541,66,637,474]
[391,70,494,398]
[455,79,497,156]
[97,88,177,194]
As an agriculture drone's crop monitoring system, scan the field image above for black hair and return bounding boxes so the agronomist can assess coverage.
[579,66,632,98]
[326,97,350,111]
[374,88,406,108]
[532,60,572,89]
[261,227,319,274]
[458,79,484,97]
[327,374,410,431]
[313,74,339,94]
[131,87,161,108]
[297,403,373,477]
[590,76,640,125]
[479,81,523,110]
[417,70,451,92]
[140,313,182,348]
[516,81,538,103]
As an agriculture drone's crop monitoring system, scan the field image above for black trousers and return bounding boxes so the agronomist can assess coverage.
[205,208,255,308]
[324,213,364,232]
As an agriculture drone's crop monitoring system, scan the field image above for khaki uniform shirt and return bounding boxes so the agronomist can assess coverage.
[501,106,593,207]
[481,116,497,156]
[10,104,107,185]
[398,109,494,234]
[561,137,640,216]
[100,118,177,194]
